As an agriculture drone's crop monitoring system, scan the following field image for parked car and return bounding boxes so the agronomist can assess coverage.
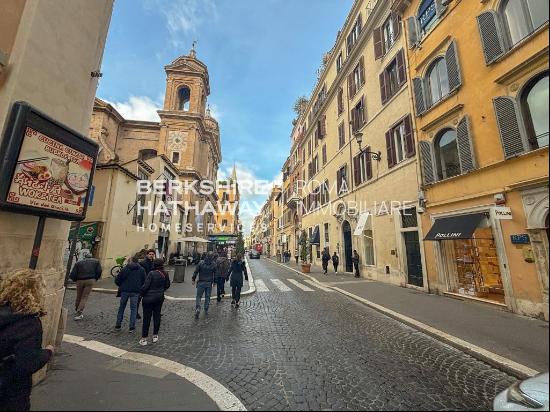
[249,250,260,259]
[494,373,549,411]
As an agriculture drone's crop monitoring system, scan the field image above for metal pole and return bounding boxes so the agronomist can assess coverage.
[64,221,81,287]
[29,216,46,270]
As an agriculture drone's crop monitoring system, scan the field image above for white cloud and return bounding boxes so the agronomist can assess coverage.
[109,96,161,122]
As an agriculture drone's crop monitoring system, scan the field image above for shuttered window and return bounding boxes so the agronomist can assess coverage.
[374,13,401,59]
[351,98,366,132]
[337,87,344,115]
[380,50,407,105]
[494,96,528,158]
[386,114,415,169]
[354,149,373,186]
[419,141,435,185]
[322,145,327,165]
[456,116,477,173]
[338,122,346,149]
[337,165,349,196]
[413,77,426,115]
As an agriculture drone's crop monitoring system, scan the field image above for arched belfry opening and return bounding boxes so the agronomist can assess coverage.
[178,86,191,111]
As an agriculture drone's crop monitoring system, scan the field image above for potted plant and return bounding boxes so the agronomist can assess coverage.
[299,230,311,273]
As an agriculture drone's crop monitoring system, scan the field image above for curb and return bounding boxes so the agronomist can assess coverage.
[266,258,538,380]
[67,258,256,302]
[63,334,246,411]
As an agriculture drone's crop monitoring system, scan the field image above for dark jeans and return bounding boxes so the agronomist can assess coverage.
[0,389,31,411]
[216,277,225,301]
[196,281,212,313]
[354,262,360,277]
[116,292,139,329]
[322,261,329,273]
[295,257,299,264]
[232,285,242,303]
[333,263,339,272]
[142,300,163,338]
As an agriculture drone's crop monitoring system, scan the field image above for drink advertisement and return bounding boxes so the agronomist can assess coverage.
[7,127,94,217]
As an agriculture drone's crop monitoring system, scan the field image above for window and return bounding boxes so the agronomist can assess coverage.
[522,72,549,150]
[177,86,191,111]
[393,124,407,164]
[502,0,549,46]
[380,50,407,104]
[338,88,344,115]
[172,151,180,164]
[337,165,349,196]
[322,180,330,205]
[322,145,327,165]
[375,14,401,59]
[338,122,346,149]
[351,97,366,132]
[418,0,437,33]
[383,16,396,52]
[347,14,363,54]
[354,149,373,186]
[336,52,344,73]
[324,223,330,244]
[348,57,365,99]
[401,207,418,228]
[427,58,450,105]
[138,149,157,161]
[222,219,228,226]
[308,139,312,157]
[363,218,375,266]
[316,115,326,140]
[435,129,460,180]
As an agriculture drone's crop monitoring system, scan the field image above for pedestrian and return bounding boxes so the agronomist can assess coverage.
[321,248,331,275]
[69,252,102,321]
[295,251,299,265]
[0,270,55,411]
[227,254,248,308]
[137,249,156,320]
[215,253,231,303]
[192,252,216,319]
[332,252,340,274]
[114,256,146,333]
[139,259,170,346]
[353,250,361,278]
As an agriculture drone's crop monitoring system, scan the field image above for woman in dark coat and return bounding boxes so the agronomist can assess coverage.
[227,254,248,308]
[139,259,170,346]
[0,270,55,411]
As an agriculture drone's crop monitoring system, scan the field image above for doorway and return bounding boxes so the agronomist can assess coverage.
[404,231,423,287]
[342,220,353,272]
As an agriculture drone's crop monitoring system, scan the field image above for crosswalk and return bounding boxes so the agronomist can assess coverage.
[253,278,333,293]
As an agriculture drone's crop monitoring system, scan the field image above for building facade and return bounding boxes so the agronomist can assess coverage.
[394,0,548,319]
[211,165,241,249]
[88,48,222,267]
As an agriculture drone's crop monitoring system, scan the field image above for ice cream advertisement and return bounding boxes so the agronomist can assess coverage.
[6,127,94,216]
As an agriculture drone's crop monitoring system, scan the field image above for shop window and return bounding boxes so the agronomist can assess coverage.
[435,129,460,180]
[363,219,375,266]
[522,72,549,150]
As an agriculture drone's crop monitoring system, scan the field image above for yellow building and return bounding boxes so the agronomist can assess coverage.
[394,0,548,319]
[294,0,426,287]
[212,165,240,250]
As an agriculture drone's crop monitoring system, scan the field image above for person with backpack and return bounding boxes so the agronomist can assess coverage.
[192,252,217,319]
[0,270,55,411]
[115,256,146,333]
[69,252,102,321]
[227,254,248,308]
[215,253,231,303]
[321,248,331,275]
[332,252,340,274]
[139,259,170,346]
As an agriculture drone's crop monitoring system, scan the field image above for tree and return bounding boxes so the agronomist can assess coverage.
[293,96,309,117]
[299,230,309,263]
[235,231,245,257]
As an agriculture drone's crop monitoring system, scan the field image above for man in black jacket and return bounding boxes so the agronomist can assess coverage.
[137,249,156,319]
[192,252,217,319]
[321,248,331,275]
[70,252,102,320]
[115,256,146,332]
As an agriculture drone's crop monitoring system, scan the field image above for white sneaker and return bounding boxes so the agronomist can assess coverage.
[152,335,159,343]
[139,338,148,346]
[74,314,84,321]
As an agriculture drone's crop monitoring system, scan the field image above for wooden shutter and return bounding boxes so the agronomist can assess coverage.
[366,148,373,180]
[338,88,344,114]
[353,155,361,186]
[396,49,407,86]
[456,116,476,173]
[348,73,354,98]
[413,77,426,115]
[386,130,396,168]
[374,26,384,59]
[477,11,507,65]
[446,40,462,92]
[392,12,401,41]
[404,115,415,158]
[493,96,528,158]
[407,17,419,48]
[380,71,388,105]
[359,57,365,86]
[321,115,327,137]
[419,141,435,185]
[360,97,366,126]
[351,107,357,132]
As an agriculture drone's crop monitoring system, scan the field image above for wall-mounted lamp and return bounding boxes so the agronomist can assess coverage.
[354,131,382,161]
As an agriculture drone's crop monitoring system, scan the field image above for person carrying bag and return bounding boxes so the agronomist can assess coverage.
[139,259,170,346]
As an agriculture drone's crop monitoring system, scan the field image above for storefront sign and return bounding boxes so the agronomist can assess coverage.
[511,234,530,244]
[492,206,513,220]
[0,102,98,221]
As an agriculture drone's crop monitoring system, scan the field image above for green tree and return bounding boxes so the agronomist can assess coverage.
[299,230,309,263]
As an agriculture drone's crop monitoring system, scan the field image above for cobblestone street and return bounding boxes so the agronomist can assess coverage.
[57,258,517,411]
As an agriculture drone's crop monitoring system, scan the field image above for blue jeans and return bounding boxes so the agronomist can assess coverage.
[116,292,139,329]
[196,281,212,313]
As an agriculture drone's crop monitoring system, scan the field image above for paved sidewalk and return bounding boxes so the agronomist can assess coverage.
[276,260,549,374]
[68,264,250,299]
[31,342,219,411]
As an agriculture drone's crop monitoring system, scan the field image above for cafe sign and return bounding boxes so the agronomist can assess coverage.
[0,102,98,221]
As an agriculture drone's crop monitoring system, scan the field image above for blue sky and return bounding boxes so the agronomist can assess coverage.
[97,0,354,230]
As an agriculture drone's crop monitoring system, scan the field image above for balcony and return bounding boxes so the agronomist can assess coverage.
[286,192,301,208]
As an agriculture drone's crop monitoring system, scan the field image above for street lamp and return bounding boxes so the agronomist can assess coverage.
[354,131,382,161]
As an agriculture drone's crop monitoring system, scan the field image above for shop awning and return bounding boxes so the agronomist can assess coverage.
[424,213,487,241]
[310,226,320,245]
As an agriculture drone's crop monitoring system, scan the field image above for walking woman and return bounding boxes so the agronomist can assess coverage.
[0,270,55,411]
[139,259,171,346]
[227,254,248,308]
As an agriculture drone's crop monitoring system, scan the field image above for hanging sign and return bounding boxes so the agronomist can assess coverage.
[492,206,513,220]
[0,102,99,221]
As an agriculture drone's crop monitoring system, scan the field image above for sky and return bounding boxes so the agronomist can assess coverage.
[97,0,354,231]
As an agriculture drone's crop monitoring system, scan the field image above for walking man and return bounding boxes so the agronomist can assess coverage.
[70,252,102,320]
[228,254,248,308]
[192,252,217,319]
[353,250,361,278]
[332,252,340,274]
[138,249,156,319]
[215,253,231,302]
[114,256,146,333]
[321,248,331,275]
